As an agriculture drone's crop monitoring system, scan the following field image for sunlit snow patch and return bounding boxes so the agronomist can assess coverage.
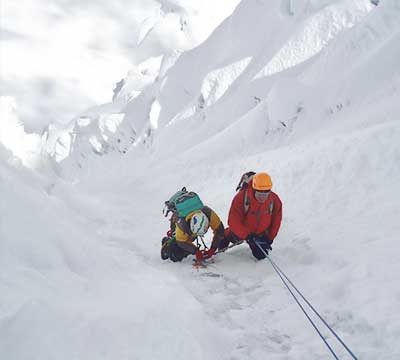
[200,57,252,107]
[99,113,124,134]
[149,99,161,129]
[114,56,163,102]
[254,1,373,79]
[0,96,42,167]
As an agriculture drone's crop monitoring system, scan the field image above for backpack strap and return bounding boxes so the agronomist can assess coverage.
[201,206,212,221]
[269,199,274,215]
[243,189,274,215]
[236,171,256,191]
[176,216,192,237]
[243,189,250,215]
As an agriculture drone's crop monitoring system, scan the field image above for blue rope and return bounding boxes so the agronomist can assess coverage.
[258,245,339,359]
[267,255,359,360]
[255,241,358,360]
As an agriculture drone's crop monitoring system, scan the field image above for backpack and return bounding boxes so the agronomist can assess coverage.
[236,171,256,191]
[164,187,204,218]
[235,171,273,215]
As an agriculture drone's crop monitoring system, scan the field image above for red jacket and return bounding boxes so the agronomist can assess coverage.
[228,187,282,241]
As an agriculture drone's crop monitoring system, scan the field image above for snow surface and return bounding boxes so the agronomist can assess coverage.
[1,0,400,359]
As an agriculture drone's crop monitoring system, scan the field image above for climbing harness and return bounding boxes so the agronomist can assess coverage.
[255,241,358,360]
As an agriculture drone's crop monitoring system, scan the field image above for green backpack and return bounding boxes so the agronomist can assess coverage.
[164,187,204,218]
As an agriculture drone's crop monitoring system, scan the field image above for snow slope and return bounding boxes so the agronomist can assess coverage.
[1,0,400,359]
[47,0,375,177]
[0,145,230,360]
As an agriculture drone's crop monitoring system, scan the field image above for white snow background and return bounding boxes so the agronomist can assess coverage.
[1,0,400,359]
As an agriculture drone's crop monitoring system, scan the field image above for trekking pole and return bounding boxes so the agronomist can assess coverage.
[255,242,358,360]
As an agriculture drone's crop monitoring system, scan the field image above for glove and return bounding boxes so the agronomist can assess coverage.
[203,248,216,259]
[250,234,273,251]
[257,235,273,251]
[247,233,256,244]
[195,249,205,262]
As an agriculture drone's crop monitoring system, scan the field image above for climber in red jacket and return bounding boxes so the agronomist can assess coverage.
[220,172,282,260]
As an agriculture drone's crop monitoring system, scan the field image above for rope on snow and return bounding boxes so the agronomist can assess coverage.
[255,241,358,360]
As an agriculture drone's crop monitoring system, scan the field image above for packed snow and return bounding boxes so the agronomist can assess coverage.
[1,0,399,359]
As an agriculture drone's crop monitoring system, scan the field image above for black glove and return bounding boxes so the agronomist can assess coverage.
[254,233,273,251]
[247,233,256,244]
